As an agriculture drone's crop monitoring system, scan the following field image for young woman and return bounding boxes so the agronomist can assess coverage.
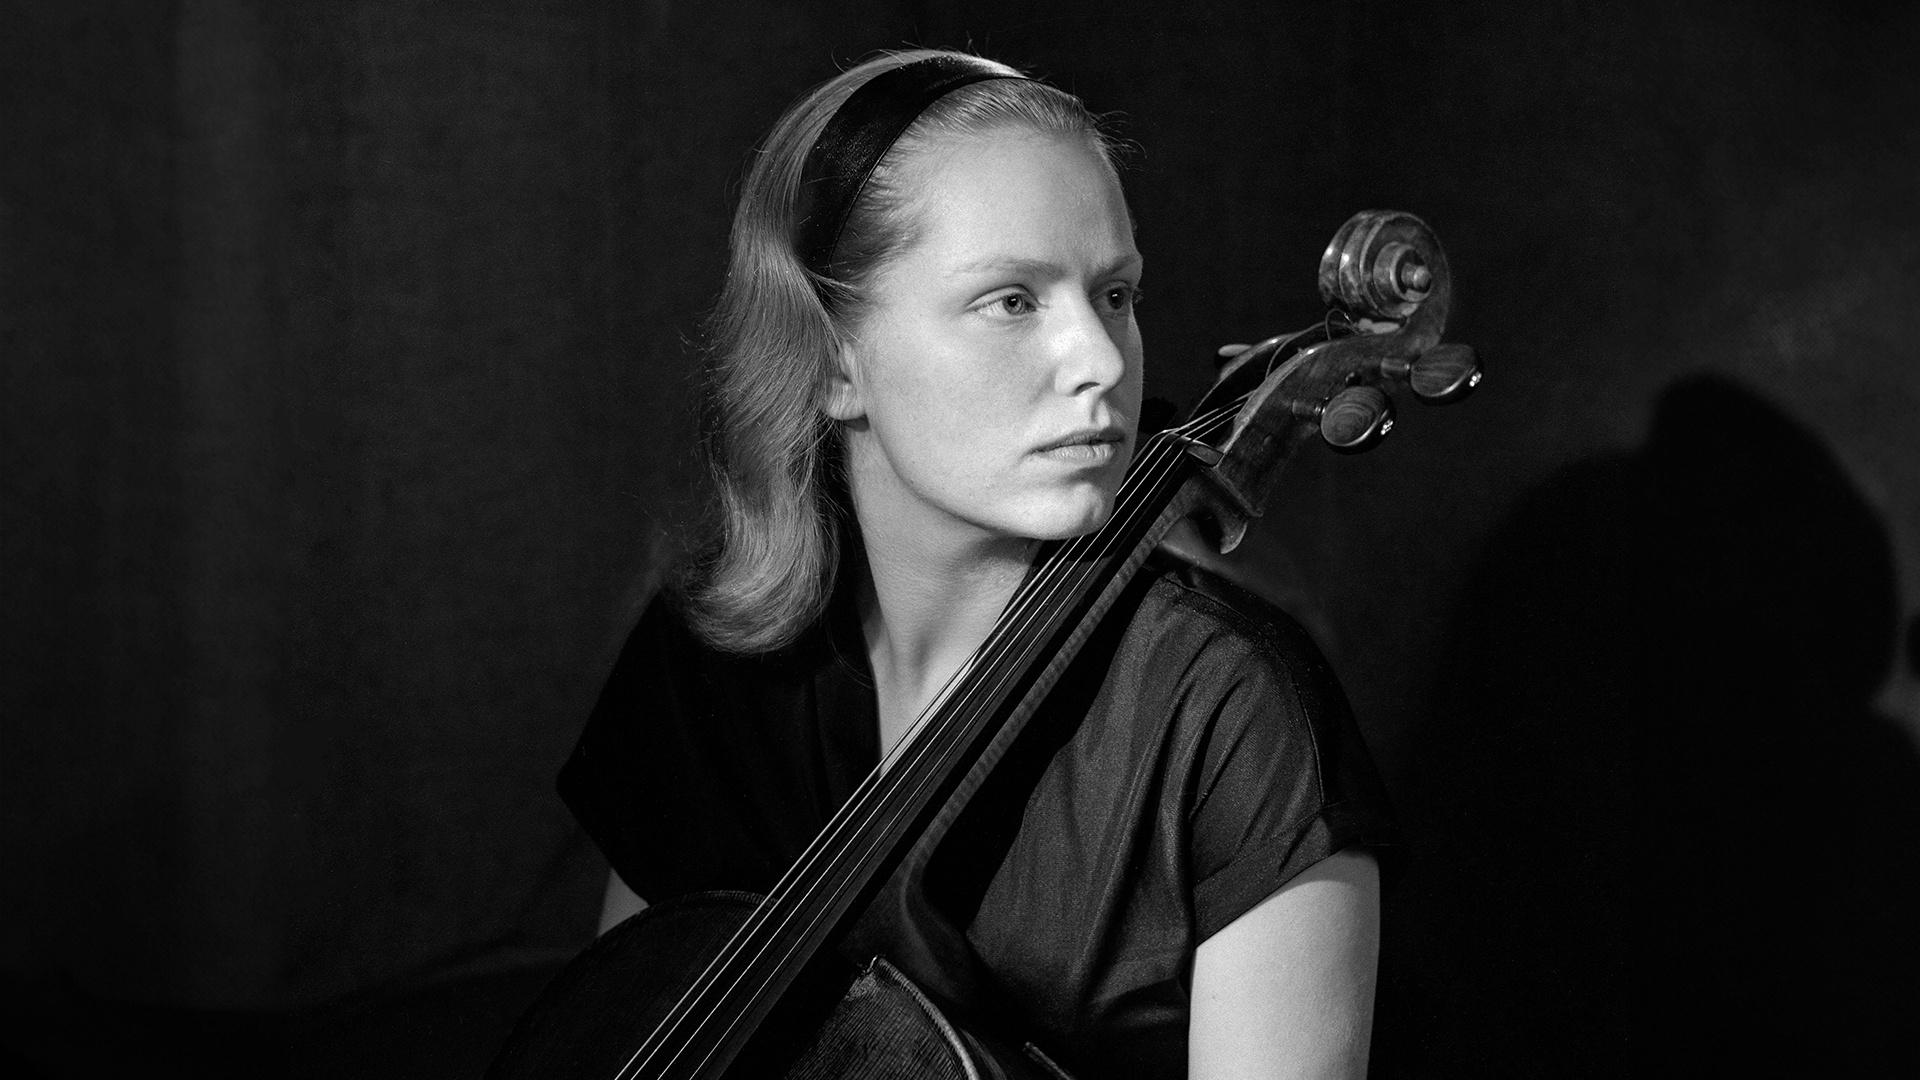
[559,49,1391,1078]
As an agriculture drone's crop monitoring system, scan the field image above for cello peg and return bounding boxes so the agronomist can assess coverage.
[1408,343,1481,403]
[1320,385,1394,453]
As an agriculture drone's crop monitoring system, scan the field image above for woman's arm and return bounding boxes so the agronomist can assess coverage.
[598,869,649,935]
[1189,850,1381,1079]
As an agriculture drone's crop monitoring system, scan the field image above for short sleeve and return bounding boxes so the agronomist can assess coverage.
[557,594,870,903]
[557,596,709,901]
[1168,579,1395,942]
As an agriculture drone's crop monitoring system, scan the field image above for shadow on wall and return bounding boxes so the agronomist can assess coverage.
[1378,372,1920,1075]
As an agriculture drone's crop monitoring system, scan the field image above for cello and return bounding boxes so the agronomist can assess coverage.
[490,210,1478,1079]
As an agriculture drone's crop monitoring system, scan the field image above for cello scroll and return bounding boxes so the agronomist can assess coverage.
[1182,210,1480,552]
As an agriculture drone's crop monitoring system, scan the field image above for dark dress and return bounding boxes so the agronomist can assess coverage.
[559,557,1393,1078]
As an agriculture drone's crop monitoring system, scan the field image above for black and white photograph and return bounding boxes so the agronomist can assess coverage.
[4,1,1917,1076]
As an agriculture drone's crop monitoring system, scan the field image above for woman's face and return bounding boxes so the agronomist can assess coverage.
[829,127,1144,551]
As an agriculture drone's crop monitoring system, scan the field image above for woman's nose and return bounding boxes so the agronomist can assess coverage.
[1053,297,1130,396]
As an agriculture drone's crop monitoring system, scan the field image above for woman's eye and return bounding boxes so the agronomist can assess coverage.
[1099,284,1141,315]
[985,292,1036,317]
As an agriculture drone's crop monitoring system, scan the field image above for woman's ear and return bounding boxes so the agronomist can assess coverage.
[822,342,865,422]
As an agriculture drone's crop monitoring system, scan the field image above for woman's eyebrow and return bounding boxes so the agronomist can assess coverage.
[947,252,1143,279]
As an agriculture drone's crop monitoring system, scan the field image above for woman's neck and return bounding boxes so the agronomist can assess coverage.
[855,520,1034,759]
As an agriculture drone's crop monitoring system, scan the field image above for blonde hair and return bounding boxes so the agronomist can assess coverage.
[682,49,1125,653]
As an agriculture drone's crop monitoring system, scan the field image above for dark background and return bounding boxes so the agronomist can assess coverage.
[4,0,1917,1076]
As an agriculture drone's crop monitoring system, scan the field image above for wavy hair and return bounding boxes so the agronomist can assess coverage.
[681,49,1126,654]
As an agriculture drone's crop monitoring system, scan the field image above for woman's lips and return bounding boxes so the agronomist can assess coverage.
[1034,427,1126,462]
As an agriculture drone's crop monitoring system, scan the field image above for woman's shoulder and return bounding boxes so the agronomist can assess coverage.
[1049,553,1392,943]
[594,588,701,696]
[1124,555,1343,701]
[1111,555,1382,816]
[601,584,839,690]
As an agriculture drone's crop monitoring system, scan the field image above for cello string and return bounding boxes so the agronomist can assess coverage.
[635,436,1196,1080]
[636,413,1238,1080]
[748,402,1239,910]
[689,407,1244,1040]
[630,400,1244,1080]
[628,401,1241,1080]
[612,434,1191,1080]
[626,400,1245,1078]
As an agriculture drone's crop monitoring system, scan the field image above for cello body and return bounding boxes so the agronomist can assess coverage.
[488,891,1060,1080]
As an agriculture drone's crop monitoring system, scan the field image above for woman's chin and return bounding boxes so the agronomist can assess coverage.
[1016,491,1118,542]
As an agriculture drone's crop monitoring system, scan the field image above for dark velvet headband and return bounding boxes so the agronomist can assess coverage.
[795,56,1026,278]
